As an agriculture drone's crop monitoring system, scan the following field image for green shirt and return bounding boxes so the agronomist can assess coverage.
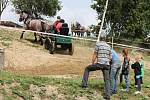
[140,60,144,77]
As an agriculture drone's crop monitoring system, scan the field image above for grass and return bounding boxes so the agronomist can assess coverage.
[0,70,150,100]
[0,28,46,51]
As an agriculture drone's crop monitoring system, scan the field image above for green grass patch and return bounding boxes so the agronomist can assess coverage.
[0,70,150,100]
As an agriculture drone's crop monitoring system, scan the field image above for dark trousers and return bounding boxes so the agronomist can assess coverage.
[120,73,123,83]
[135,76,143,85]
[82,63,110,99]
[136,78,141,91]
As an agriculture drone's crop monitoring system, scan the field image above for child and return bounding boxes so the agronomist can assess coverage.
[120,48,130,92]
[135,54,144,86]
[131,56,142,94]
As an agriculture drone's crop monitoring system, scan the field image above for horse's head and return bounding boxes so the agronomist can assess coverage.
[19,11,29,22]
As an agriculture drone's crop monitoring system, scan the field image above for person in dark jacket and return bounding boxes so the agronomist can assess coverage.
[131,56,142,94]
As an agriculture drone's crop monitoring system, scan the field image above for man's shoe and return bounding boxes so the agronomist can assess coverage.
[113,91,117,94]
[134,91,141,95]
[111,91,117,96]
[81,85,87,88]
[103,97,110,100]
[121,89,129,92]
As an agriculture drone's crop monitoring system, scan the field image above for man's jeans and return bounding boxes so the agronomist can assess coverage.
[110,67,120,92]
[82,63,110,99]
[110,60,121,93]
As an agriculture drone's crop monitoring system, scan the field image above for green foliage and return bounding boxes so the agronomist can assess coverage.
[12,0,62,17]
[91,0,150,40]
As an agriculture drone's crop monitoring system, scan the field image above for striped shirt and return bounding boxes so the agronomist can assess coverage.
[95,41,111,65]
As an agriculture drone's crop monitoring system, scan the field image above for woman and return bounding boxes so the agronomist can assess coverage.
[120,48,130,92]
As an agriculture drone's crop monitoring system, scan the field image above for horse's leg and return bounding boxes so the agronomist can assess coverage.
[20,31,25,39]
[78,32,80,37]
[37,33,43,45]
[77,32,79,37]
[34,32,37,42]
[39,36,43,45]
[81,32,83,37]
[75,32,77,37]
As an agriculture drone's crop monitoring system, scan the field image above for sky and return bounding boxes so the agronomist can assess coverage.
[1,0,98,27]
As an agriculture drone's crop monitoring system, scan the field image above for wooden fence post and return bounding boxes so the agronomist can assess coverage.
[0,48,4,70]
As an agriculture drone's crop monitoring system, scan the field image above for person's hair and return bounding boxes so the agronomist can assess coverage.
[100,37,106,41]
[60,19,65,23]
[99,30,106,41]
[122,48,128,57]
[57,16,61,19]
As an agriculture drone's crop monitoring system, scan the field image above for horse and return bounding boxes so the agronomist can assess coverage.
[71,21,81,37]
[19,11,53,45]
[71,22,91,37]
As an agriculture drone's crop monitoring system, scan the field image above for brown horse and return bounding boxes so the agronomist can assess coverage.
[19,11,53,44]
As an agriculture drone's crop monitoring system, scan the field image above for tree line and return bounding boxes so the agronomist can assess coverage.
[91,0,150,41]
[0,0,61,19]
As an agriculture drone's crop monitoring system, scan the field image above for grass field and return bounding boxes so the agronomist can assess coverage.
[0,70,150,100]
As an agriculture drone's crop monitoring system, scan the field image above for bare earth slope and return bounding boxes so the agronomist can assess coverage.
[4,41,93,75]
[4,40,150,75]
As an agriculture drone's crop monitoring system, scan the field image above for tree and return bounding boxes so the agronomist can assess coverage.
[91,0,150,40]
[12,0,61,18]
[0,0,10,19]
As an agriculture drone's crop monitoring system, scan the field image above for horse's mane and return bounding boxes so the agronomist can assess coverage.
[22,11,45,20]
[22,11,31,15]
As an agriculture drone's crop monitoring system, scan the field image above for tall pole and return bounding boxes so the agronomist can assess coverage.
[112,35,113,49]
[97,0,109,42]
[0,0,1,20]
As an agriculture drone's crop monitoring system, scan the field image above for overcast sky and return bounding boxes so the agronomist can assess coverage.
[1,0,98,27]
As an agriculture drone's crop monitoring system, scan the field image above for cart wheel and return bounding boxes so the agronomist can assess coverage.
[49,41,55,54]
[44,38,50,50]
[69,43,74,55]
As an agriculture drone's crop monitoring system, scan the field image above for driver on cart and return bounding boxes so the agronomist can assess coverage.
[56,19,65,34]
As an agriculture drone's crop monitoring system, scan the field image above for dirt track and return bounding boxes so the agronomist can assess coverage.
[4,40,94,75]
[3,40,150,75]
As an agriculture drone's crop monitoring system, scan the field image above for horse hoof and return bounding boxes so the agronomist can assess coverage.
[49,50,54,54]
[40,42,43,45]
[20,36,23,39]
[33,40,37,43]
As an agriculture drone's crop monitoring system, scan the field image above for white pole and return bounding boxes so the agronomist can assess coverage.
[97,0,109,42]
[112,36,113,49]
